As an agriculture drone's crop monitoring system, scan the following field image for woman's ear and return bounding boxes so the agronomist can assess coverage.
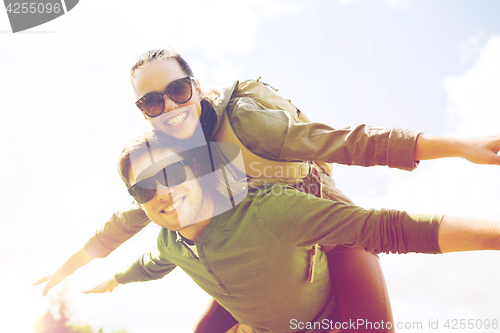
[194,80,204,99]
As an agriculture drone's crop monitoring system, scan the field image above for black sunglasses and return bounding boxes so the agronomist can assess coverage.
[128,160,190,204]
[135,76,195,118]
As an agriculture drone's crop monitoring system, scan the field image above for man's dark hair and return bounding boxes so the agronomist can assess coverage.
[118,130,215,190]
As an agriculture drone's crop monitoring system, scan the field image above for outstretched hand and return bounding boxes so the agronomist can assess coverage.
[33,269,70,297]
[32,276,49,286]
[459,135,500,165]
[32,247,95,297]
[415,133,500,165]
[82,277,119,294]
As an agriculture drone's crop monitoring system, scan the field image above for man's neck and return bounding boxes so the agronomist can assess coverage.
[178,191,215,242]
[178,218,211,242]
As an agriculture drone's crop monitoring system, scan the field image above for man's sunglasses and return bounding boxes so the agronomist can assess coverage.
[128,160,190,204]
[135,76,196,118]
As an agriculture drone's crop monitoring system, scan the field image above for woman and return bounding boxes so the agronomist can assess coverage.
[35,49,500,332]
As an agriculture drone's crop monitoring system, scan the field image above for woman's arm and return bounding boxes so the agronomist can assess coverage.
[227,97,420,170]
[228,94,500,170]
[414,133,500,164]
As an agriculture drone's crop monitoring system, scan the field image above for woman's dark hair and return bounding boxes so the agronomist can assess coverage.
[130,49,220,140]
[130,49,194,78]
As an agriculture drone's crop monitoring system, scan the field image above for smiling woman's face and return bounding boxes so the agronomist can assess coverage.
[132,59,203,140]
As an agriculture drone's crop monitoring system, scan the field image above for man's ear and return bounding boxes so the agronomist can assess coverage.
[134,197,143,209]
[191,158,202,179]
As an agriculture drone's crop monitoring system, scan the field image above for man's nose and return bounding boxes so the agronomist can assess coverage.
[155,181,173,200]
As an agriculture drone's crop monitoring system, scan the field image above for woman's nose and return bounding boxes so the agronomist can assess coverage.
[163,97,178,113]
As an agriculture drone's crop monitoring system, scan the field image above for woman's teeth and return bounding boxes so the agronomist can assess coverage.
[166,112,188,126]
[163,197,184,213]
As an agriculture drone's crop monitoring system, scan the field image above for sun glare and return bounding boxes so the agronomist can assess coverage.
[0,288,47,333]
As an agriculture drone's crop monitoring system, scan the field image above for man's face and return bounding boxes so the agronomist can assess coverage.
[128,147,206,230]
[132,59,203,141]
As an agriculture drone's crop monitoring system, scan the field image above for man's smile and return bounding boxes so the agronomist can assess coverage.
[160,196,186,214]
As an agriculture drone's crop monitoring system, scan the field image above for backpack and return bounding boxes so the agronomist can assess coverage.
[213,77,331,182]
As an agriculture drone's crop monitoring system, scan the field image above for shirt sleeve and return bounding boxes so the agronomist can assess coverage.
[114,230,176,284]
[84,202,151,258]
[228,97,420,171]
[256,185,442,254]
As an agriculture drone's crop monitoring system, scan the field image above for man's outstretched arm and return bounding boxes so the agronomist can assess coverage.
[33,204,150,296]
[33,247,94,297]
[438,215,500,253]
[83,233,177,294]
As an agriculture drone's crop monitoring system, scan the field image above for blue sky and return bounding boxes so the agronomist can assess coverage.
[1,1,500,332]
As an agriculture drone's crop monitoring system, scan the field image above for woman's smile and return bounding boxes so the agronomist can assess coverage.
[165,110,189,127]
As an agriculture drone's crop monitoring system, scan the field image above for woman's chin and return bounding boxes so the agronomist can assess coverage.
[169,124,197,140]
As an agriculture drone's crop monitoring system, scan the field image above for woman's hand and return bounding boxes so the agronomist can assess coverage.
[456,135,500,165]
[414,133,500,165]
[82,277,120,294]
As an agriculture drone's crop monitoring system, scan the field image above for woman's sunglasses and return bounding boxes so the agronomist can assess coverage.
[128,160,190,204]
[135,76,195,118]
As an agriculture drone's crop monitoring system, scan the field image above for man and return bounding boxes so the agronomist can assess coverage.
[87,130,500,333]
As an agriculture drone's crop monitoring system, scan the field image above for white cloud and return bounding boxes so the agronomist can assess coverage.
[457,30,487,65]
[443,35,500,136]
